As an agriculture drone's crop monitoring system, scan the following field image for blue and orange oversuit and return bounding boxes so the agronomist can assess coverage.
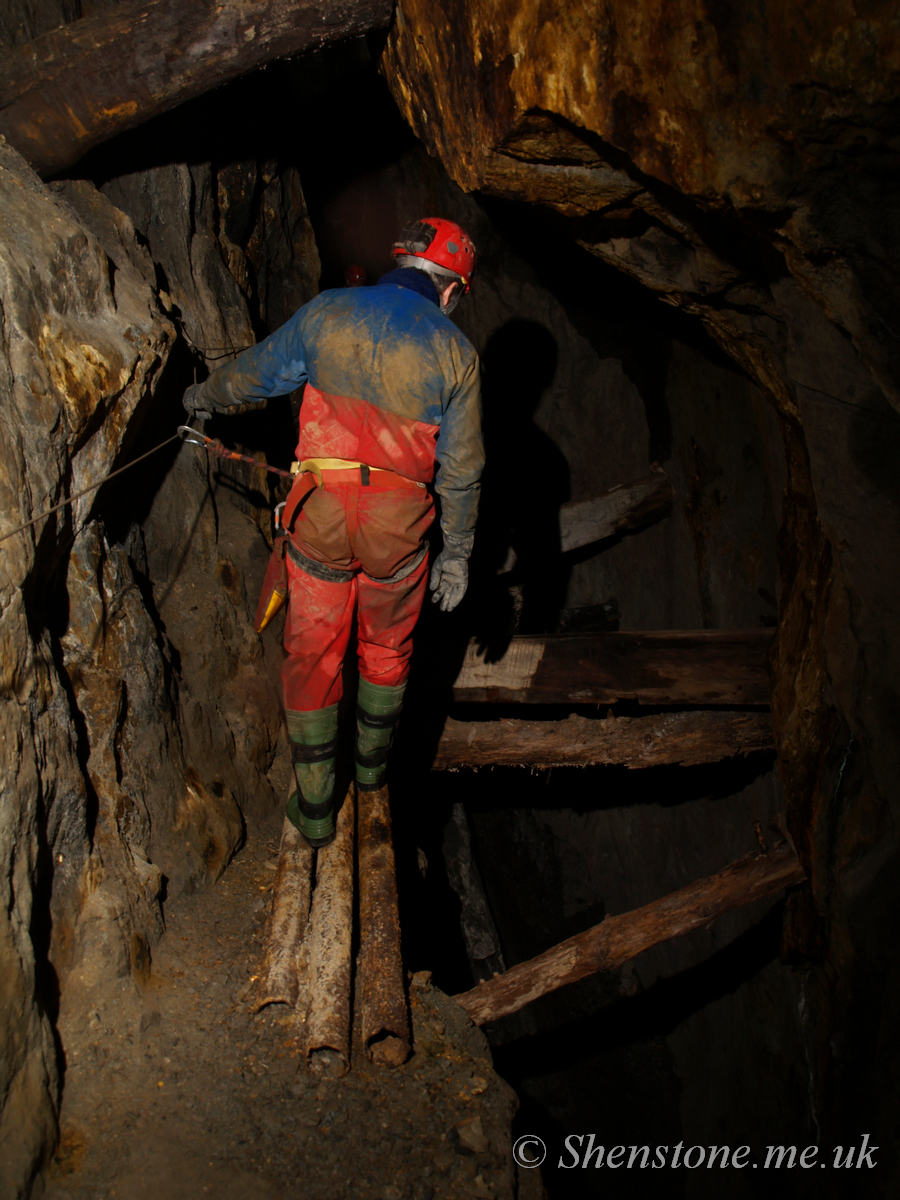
[200,267,484,842]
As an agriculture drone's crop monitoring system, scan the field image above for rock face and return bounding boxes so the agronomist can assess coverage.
[0,141,174,1194]
[382,0,900,1164]
[381,0,900,410]
[0,131,309,1193]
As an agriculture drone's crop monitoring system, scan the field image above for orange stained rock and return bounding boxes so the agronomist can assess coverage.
[381,0,900,207]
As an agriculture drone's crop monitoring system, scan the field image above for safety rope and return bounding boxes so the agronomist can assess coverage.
[0,432,187,546]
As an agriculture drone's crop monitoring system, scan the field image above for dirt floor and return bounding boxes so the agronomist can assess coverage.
[37,817,539,1200]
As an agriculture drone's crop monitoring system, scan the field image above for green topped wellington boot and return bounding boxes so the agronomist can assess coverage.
[355,678,406,791]
[285,704,339,848]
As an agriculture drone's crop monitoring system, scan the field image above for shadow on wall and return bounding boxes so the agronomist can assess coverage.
[468,319,570,659]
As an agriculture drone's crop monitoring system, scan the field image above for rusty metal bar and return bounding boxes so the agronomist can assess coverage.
[357,784,410,1067]
[304,784,355,1077]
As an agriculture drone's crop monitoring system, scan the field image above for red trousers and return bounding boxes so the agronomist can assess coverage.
[282,479,434,711]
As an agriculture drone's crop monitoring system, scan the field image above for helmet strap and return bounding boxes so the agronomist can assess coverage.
[396,256,466,313]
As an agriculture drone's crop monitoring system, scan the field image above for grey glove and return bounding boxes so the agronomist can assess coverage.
[430,532,474,612]
[182,382,211,423]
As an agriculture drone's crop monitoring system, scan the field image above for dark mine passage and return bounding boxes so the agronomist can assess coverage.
[2,4,900,1200]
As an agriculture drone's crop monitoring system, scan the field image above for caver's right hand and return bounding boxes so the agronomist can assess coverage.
[182,382,211,424]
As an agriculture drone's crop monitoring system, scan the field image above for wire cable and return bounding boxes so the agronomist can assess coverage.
[788,376,900,425]
[0,432,182,546]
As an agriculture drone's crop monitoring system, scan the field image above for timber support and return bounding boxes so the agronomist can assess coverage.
[454,842,805,1025]
[452,630,773,707]
[0,0,395,177]
[434,709,774,771]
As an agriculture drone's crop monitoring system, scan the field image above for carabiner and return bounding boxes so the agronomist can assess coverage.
[177,424,211,448]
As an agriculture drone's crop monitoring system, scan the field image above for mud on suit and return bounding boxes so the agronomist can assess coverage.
[201,269,483,842]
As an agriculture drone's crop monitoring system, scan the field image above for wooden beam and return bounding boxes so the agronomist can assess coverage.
[443,802,506,978]
[304,785,355,1078]
[499,466,673,573]
[559,465,673,555]
[433,709,774,771]
[0,0,394,177]
[357,784,411,1068]
[452,630,773,706]
[454,842,805,1025]
[253,816,314,1011]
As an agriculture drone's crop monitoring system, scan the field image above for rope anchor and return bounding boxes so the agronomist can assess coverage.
[0,424,292,546]
[177,425,294,479]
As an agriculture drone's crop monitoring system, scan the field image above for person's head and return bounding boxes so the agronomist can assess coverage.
[344,263,367,287]
[391,218,476,315]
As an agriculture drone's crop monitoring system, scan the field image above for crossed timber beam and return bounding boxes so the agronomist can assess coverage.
[0,0,394,177]
[454,842,804,1025]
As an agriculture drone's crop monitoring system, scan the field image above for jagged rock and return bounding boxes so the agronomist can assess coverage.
[243,162,322,332]
[139,441,286,836]
[381,0,900,411]
[102,162,256,369]
[0,134,291,1193]
[0,140,173,1194]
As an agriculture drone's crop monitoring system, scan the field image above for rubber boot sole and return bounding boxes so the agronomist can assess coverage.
[286,792,335,849]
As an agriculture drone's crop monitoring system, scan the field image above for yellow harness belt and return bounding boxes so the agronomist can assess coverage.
[291,457,423,490]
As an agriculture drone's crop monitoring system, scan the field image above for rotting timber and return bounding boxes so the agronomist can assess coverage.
[454,843,805,1025]
[434,622,783,1021]
[255,781,410,1078]
[451,630,773,706]
[255,820,314,1011]
[304,784,356,1078]
[434,709,774,770]
[499,464,674,573]
[357,785,412,1067]
[0,0,395,178]
[255,627,780,1064]
[437,629,774,768]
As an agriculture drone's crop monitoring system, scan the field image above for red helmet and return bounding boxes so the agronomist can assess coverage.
[392,218,476,290]
[344,263,367,287]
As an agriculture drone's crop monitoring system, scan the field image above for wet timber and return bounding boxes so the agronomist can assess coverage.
[433,709,774,770]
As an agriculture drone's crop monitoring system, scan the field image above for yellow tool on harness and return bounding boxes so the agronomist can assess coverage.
[256,459,409,634]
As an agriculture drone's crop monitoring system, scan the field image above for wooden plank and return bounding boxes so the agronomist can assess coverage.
[253,816,314,1011]
[304,785,355,1078]
[451,630,773,706]
[454,842,805,1025]
[500,466,673,572]
[433,709,774,770]
[0,0,394,177]
[559,465,673,554]
[443,802,506,978]
[357,784,410,1068]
